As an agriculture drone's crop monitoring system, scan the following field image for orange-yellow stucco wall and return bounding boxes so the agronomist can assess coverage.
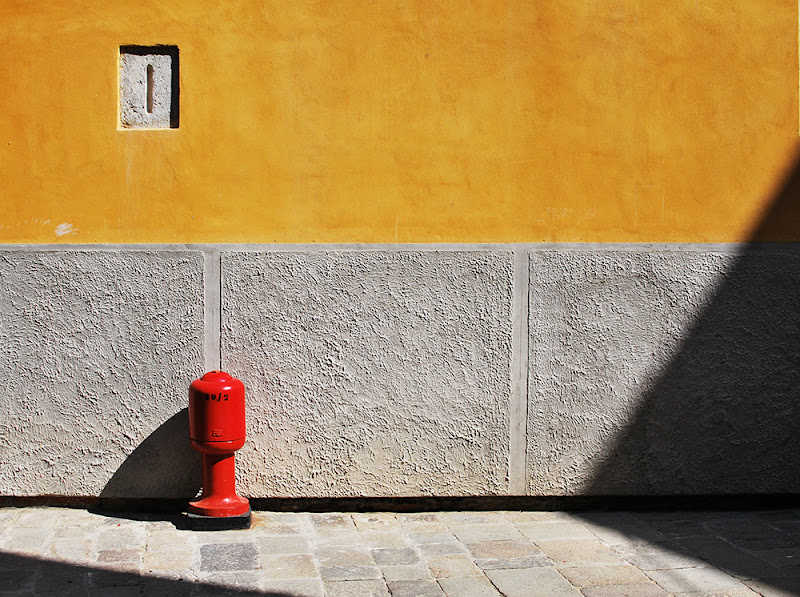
[1,1,798,244]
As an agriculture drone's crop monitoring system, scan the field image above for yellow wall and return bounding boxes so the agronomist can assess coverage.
[1,1,797,243]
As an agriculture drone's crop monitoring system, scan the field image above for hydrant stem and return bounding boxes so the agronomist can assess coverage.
[201,453,236,499]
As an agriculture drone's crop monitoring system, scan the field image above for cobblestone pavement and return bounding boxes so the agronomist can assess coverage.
[0,507,799,596]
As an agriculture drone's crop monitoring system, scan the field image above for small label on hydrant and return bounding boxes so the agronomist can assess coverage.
[212,429,223,437]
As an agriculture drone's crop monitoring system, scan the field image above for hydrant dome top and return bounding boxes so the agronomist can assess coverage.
[200,370,233,383]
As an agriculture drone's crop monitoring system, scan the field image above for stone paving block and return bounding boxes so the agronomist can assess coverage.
[425,554,483,578]
[88,586,143,597]
[15,509,63,528]
[315,545,375,566]
[466,539,544,559]
[98,548,142,563]
[381,563,435,581]
[360,531,411,548]
[313,531,366,546]
[256,535,311,554]
[408,530,459,544]
[352,513,398,531]
[703,519,784,540]
[645,566,749,593]
[34,566,88,596]
[438,576,502,596]
[558,564,652,587]
[199,542,258,572]
[485,567,583,596]
[0,567,37,592]
[143,549,194,570]
[192,530,254,544]
[451,524,526,543]
[744,578,800,597]
[441,512,510,526]
[94,559,142,574]
[672,589,760,596]
[0,508,22,523]
[260,554,317,579]
[140,577,195,597]
[581,583,669,597]
[474,556,554,570]
[387,579,446,597]
[505,511,576,523]
[397,514,447,531]
[732,536,800,551]
[146,530,191,552]
[517,521,598,541]
[319,564,382,581]
[50,539,94,562]
[676,535,782,579]
[4,527,52,552]
[620,549,705,571]
[645,519,710,539]
[88,569,143,588]
[580,521,668,545]
[309,513,356,531]
[418,542,470,556]
[254,512,306,524]
[536,540,626,566]
[97,528,147,551]
[200,570,262,591]
[252,522,306,536]
[753,547,800,567]
[261,578,325,597]
[371,546,420,566]
[324,579,390,596]
[758,511,800,522]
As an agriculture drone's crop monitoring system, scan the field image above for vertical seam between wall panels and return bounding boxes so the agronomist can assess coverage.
[509,246,530,495]
[204,248,221,371]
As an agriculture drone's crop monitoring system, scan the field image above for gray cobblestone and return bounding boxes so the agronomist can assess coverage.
[485,567,583,596]
[387,579,446,596]
[325,579,390,596]
[438,576,502,596]
[199,542,258,572]
[371,546,420,566]
[0,507,797,596]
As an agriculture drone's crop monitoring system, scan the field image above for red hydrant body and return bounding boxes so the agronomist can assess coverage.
[188,371,250,523]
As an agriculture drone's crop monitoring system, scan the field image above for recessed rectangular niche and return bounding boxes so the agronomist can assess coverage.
[119,45,179,129]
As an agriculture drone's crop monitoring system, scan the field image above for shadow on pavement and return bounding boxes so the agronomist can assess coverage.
[0,549,294,597]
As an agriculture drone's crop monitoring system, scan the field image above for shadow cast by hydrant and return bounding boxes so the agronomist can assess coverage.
[99,409,201,506]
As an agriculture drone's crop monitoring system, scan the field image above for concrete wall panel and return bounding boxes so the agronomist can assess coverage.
[527,248,800,495]
[0,251,204,497]
[222,250,514,497]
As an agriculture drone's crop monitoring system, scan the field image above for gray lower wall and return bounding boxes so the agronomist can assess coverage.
[0,245,797,498]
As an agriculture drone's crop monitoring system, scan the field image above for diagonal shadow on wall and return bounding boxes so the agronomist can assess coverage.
[100,409,201,501]
[567,156,800,590]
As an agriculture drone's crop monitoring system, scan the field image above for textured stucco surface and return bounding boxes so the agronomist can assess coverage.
[221,250,514,497]
[527,249,800,496]
[0,251,204,497]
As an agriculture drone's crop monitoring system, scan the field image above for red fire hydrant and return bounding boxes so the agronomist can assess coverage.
[188,370,251,530]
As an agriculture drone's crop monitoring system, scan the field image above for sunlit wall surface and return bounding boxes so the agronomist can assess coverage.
[1,0,797,244]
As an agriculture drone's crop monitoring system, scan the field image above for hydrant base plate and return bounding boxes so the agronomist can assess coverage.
[187,509,252,531]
